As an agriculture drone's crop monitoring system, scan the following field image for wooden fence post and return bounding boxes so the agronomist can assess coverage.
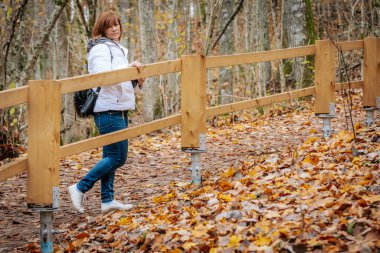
[181,55,206,150]
[27,80,61,253]
[314,40,336,137]
[363,37,380,126]
[181,55,206,185]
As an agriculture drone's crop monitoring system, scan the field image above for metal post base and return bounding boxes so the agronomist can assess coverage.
[40,210,54,253]
[317,115,334,138]
[189,152,202,186]
[364,107,375,127]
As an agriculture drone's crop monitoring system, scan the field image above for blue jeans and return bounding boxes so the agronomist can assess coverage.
[77,111,128,203]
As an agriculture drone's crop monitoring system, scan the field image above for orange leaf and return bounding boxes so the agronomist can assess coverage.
[302,154,319,165]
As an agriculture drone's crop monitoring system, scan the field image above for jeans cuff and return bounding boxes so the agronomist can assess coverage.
[101,198,114,204]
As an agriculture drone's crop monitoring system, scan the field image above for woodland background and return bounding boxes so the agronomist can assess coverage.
[0,0,380,148]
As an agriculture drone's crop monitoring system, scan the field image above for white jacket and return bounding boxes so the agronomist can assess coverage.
[88,41,135,112]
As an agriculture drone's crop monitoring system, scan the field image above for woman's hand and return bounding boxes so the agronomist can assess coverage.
[129,61,145,88]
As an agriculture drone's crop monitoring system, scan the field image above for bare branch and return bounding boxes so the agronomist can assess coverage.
[75,0,91,37]
[211,0,245,51]
[1,0,29,90]
[204,0,223,55]
[18,0,70,87]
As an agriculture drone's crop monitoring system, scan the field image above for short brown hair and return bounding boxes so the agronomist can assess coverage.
[92,11,122,40]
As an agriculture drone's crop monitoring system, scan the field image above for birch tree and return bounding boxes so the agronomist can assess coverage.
[270,0,286,93]
[255,0,271,97]
[283,0,307,88]
[138,0,161,121]
[218,0,234,105]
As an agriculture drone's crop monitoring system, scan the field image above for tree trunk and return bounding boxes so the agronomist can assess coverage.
[255,0,271,97]
[166,0,180,114]
[270,0,286,93]
[283,0,307,88]
[243,0,255,97]
[218,0,234,105]
[138,0,160,121]
[185,0,193,55]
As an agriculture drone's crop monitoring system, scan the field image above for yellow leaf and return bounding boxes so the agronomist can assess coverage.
[292,149,299,161]
[255,233,271,246]
[305,136,318,144]
[233,125,245,131]
[118,216,133,225]
[209,248,219,253]
[362,195,380,203]
[354,122,362,130]
[218,194,232,202]
[247,193,256,199]
[9,107,15,115]
[302,154,319,165]
[228,235,241,248]
[153,191,176,203]
[217,180,234,191]
[183,242,197,250]
[309,128,317,134]
[346,133,355,143]
[352,157,360,165]
[222,167,235,178]
[181,193,190,200]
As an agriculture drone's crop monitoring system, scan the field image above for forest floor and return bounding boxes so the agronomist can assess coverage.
[0,90,379,252]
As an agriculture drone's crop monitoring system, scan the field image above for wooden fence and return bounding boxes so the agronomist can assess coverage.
[0,38,379,208]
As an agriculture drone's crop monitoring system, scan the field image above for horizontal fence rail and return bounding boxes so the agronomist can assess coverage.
[206,45,316,68]
[60,114,181,157]
[205,40,364,69]
[0,40,370,183]
[60,59,182,94]
[0,86,28,109]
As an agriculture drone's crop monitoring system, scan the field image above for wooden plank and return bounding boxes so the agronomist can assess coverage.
[363,38,379,107]
[337,40,364,51]
[335,80,363,90]
[60,114,181,158]
[0,86,28,109]
[0,157,27,181]
[59,59,182,94]
[27,80,61,206]
[180,55,206,149]
[314,40,336,114]
[206,87,316,117]
[206,45,315,68]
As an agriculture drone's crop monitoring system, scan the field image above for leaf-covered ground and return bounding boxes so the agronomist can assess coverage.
[1,90,379,252]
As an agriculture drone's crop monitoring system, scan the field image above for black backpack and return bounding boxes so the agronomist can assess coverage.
[73,38,138,118]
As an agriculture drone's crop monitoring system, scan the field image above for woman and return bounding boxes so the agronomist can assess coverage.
[68,11,144,213]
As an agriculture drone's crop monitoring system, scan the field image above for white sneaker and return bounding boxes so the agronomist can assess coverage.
[101,200,133,213]
[68,184,85,213]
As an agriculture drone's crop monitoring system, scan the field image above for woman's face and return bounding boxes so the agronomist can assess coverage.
[105,23,121,41]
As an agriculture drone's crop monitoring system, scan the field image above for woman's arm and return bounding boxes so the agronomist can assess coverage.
[129,61,145,88]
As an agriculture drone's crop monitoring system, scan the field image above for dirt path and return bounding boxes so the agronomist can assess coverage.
[0,94,368,252]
